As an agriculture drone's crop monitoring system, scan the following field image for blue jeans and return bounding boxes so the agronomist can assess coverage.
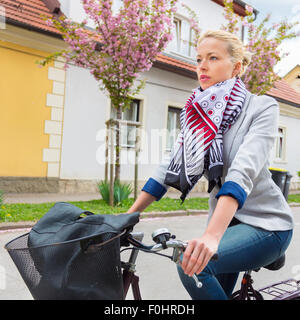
[177,221,293,300]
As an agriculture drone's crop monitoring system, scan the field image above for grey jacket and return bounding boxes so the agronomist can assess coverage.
[151,92,294,231]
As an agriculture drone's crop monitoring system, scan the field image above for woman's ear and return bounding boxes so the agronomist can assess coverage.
[232,61,242,77]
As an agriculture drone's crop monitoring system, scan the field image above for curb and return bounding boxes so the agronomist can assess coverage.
[0,210,208,232]
[1,203,299,231]
[289,203,300,207]
[0,221,36,231]
[141,209,208,219]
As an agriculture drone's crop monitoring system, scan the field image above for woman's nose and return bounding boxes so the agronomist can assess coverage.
[199,59,208,70]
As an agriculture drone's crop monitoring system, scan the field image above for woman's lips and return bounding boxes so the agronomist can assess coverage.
[200,75,210,81]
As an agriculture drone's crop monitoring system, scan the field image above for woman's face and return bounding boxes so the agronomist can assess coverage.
[196,37,240,90]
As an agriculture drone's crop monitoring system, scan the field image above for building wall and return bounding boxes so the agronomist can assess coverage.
[0,41,52,177]
[59,64,199,184]
[269,102,300,188]
[0,24,68,192]
[284,65,300,93]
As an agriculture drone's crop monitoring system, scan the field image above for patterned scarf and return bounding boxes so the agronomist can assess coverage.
[164,77,247,202]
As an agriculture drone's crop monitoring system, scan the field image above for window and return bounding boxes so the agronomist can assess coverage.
[166,106,181,151]
[111,99,140,148]
[168,17,196,58]
[275,126,286,161]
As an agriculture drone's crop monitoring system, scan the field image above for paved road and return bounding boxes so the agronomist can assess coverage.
[0,207,300,300]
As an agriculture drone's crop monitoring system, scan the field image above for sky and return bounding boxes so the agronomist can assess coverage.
[245,0,300,77]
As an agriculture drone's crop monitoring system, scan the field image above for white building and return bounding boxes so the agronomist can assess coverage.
[54,0,255,194]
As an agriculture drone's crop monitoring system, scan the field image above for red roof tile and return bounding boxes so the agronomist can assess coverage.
[2,1,299,108]
[0,0,61,35]
[267,79,300,107]
[156,54,197,73]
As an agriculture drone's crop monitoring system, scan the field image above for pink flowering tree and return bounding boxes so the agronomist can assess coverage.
[183,0,299,95]
[41,0,178,181]
[221,0,299,95]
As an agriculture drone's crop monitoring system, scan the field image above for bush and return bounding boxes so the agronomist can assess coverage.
[97,180,133,206]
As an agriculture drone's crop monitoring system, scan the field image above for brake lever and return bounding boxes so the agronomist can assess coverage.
[172,246,203,288]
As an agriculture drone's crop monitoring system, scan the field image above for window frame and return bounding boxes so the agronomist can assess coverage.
[110,99,141,149]
[165,105,182,152]
[167,14,197,60]
[274,125,287,163]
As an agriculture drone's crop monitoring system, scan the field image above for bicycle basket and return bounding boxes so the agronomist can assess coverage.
[5,230,126,300]
[4,202,140,300]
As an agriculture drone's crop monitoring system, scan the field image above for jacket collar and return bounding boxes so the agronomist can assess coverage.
[223,90,253,163]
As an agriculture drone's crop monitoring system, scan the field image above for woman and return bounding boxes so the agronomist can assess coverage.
[127,30,293,299]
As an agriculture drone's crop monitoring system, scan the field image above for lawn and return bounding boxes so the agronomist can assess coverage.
[0,194,299,223]
[0,197,210,223]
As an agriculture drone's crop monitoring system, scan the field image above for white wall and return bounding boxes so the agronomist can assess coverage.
[181,0,231,32]
[57,0,246,186]
[270,113,300,183]
[60,64,198,181]
[60,65,110,179]
[58,0,242,36]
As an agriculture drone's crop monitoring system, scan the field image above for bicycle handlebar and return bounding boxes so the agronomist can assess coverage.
[126,232,218,288]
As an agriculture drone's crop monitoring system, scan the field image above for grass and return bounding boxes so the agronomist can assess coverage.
[0,197,210,223]
[286,194,300,203]
[0,193,299,223]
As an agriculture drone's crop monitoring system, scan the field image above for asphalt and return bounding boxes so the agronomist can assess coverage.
[0,204,300,300]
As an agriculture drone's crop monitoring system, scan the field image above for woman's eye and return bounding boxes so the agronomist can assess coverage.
[210,56,217,60]
[197,59,202,63]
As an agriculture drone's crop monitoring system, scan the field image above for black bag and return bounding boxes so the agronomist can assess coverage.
[5,202,140,300]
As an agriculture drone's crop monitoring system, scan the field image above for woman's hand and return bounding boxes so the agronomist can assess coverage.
[181,233,219,277]
[180,195,238,277]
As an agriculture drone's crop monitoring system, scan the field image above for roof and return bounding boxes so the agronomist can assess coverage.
[211,0,259,18]
[154,54,198,79]
[4,0,298,108]
[0,0,61,36]
[267,79,300,107]
[283,64,300,79]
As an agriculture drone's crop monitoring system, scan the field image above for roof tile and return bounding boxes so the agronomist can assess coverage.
[267,79,300,106]
[2,0,299,107]
[0,0,60,34]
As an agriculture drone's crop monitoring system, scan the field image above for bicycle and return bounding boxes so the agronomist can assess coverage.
[231,254,300,300]
[5,223,300,300]
[121,228,300,300]
[121,227,220,299]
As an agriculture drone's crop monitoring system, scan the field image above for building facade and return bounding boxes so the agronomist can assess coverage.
[0,0,299,194]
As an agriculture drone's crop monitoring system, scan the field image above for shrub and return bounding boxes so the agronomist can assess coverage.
[97,180,133,206]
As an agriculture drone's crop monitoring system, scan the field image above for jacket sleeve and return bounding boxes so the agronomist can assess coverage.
[141,151,172,201]
[216,96,279,208]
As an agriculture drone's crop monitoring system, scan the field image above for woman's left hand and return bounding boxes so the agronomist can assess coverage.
[181,233,219,277]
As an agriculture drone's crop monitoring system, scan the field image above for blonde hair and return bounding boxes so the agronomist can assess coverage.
[197,30,252,77]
